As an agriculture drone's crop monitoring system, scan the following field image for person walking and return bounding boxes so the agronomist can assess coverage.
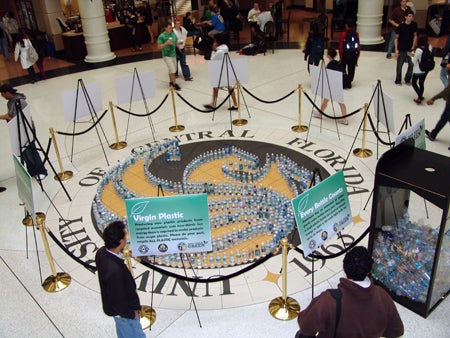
[296,246,404,338]
[338,19,360,89]
[14,32,38,83]
[95,221,145,338]
[411,34,431,104]
[3,11,19,49]
[0,20,9,61]
[173,18,193,81]
[439,34,450,87]
[124,8,142,52]
[0,84,48,180]
[426,81,450,143]
[303,18,325,73]
[394,9,417,85]
[157,22,181,90]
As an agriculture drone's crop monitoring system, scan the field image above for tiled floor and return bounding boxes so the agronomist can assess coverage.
[1,10,449,338]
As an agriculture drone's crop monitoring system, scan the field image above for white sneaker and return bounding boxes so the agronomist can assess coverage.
[312,110,322,119]
[36,174,47,180]
[338,118,348,125]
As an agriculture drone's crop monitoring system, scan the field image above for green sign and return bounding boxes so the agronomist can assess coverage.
[13,154,34,216]
[291,170,352,256]
[125,194,212,256]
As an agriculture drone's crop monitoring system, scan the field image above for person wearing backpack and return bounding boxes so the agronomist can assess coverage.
[303,18,325,73]
[412,34,432,104]
[339,19,360,89]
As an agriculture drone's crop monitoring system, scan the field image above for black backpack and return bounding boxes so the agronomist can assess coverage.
[419,47,435,72]
[344,29,358,54]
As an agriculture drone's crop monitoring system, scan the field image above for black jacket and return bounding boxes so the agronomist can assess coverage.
[95,247,141,319]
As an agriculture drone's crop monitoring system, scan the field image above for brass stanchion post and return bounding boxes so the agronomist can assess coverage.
[268,238,300,320]
[123,245,156,329]
[168,87,185,132]
[108,101,127,150]
[291,84,308,132]
[49,128,73,181]
[353,103,373,158]
[232,81,248,126]
[35,213,71,292]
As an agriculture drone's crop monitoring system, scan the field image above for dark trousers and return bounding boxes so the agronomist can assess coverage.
[396,51,413,83]
[342,53,357,84]
[176,48,190,78]
[430,103,450,139]
[412,73,427,99]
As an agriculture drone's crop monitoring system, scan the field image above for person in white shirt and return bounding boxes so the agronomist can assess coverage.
[203,34,238,111]
[173,19,193,81]
[256,11,273,32]
[247,2,261,21]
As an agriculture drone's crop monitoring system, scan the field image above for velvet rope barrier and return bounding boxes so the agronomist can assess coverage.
[176,90,234,113]
[367,113,396,146]
[56,109,109,136]
[114,93,169,117]
[241,86,296,104]
[302,91,364,120]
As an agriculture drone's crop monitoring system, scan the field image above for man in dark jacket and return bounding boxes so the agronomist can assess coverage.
[95,221,144,338]
[296,246,404,338]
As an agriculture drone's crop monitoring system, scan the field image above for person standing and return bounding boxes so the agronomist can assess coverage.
[394,9,417,85]
[296,246,404,338]
[124,8,142,52]
[303,18,325,73]
[426,82,450,142]
[0,20,9,61]
[313,48,349,125]
[173,19,193,81]
[272,0,283,40]
[338,19,360,89]
[203,33,238,110]
[3,11,19,49]
[157,22,181,90]
[439,34,450,88]
[0,84,48,180]
[95,221,145,338]
[31,31,47,80]
[14,32,38,83]
[411,34,430,104]
[141,1,155,43]
[386,0,410,59]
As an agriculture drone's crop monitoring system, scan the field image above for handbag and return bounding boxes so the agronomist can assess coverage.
[26,39,39,64]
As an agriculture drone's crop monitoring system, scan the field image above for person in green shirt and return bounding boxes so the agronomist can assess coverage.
[157,22,181,90]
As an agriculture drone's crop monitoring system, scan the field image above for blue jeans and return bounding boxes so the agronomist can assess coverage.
[395,51,413,84]
[440,66,448,88]
[0,37,9,61]
[22,141,47,177]
[429,103,450,139]
[386,30,395,56]
[113,316,145,338]
[176,48,191,78]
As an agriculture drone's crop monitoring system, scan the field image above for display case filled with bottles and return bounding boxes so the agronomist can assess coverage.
[368,143,449,318]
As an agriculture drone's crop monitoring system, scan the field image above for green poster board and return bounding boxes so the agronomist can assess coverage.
[13,154,34,217]
[291,170,352,256]
[125,194,212,256]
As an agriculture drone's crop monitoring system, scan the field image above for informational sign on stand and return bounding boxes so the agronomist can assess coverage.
[291,170,352,256]
[13,154,34,217]
[125,194,212,256]
[395,118,426,150]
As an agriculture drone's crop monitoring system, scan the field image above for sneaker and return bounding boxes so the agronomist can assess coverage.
[36,173,47,180]
[228,106,238,111]
[203,104,216,109]
[395,81,401,86]
[413,98,422,104]
[338,118,348,125]
[386,54,392,59]
[171,83,181,91]
[312,110,322,119]
[425,130,435,141]
[184,77,193,81]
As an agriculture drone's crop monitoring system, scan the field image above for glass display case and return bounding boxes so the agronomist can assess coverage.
[368,143,449,318]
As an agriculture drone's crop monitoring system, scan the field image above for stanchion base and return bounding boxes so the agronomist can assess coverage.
[268,296,300,321]
[22,215,33,226]
[42,272,71,293]
[353,148,373,158]
[291,125,308,132]
[232,118,248,126]
[110,141,127,150]
[140,305,156,329]
[169,125,185,132]
[54,171,73,181]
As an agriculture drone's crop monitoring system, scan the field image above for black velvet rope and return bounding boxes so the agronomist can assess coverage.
[47,229,97,272]
[114,93,169,117]
[367,113,396,146]
[38,138,52,167]
[302,91,363,119]
[293,225,371,259]
[56,110,109,136]
[175,88,234,113]
[242,85,296,103]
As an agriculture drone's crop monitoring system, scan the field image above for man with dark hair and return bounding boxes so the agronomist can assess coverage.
[394,9,417,85]
[296,246,404,338]
[95,221,145,338]
[386,0,410,59]
[338,19,360,89]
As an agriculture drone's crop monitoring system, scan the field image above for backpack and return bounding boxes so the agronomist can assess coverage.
[344,29,358,54]
[419,48,435,72]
